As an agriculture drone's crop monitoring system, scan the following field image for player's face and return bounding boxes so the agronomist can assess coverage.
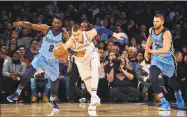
[153,17,163,30]
[52,18,62,31]
[72,29,83,42]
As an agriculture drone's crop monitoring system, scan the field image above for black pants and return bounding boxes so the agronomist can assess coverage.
[149,65,179,94]
[97,78,110,101]
[178,79,187,101]
[68,59,80,100]
[4,76,20,95]
[111,87,140,102]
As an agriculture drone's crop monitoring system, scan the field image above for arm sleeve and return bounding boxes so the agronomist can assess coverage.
[95,27,113,36]
[68,48,77,56]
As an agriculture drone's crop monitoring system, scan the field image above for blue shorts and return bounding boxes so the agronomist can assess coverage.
[31,54,59,81]
[151,55,176,78]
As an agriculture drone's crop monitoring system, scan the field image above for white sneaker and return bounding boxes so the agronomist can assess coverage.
[88,110,97,116]
[88,95,100,111]
[88,105,96,111]
[90,95,100,106]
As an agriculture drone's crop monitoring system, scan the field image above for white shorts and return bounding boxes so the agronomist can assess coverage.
[75,50,100,81]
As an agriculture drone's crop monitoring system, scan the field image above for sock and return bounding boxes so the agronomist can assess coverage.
[159,97,167,104]
[91,90,97,96]
[15,88,22,96]
[50,95,56,102]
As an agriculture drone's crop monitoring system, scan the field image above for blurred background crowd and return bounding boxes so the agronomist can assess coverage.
[0,1,187,104]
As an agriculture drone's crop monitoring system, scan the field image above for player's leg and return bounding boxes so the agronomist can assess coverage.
[89,55,100,106]
[165,57,184,109]
[48,78,60,110]
[7,65,36,102]
[44,61,60,110]
[168,74,184,109]
[149,65,170,111]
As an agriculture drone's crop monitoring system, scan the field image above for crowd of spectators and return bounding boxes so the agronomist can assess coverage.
[0,1,187,104]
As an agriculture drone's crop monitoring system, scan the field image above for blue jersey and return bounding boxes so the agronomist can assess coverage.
[150,27,176,77]
[151,27,174,57]
[39,27,63,59]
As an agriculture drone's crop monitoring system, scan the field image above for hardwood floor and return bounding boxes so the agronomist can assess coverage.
[0,103,186,116]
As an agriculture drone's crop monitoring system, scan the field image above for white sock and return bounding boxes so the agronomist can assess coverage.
[91,90,97,96]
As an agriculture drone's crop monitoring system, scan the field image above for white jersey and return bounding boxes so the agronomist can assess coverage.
[70,31,97,64]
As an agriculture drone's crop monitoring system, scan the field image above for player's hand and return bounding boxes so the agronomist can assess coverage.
[113,32,126,40]
[34,73,44,79]
[143,44,152,53]
[59,75,64,80]
[10,72,18,80]
[13,21,23,28]
[76,49,86,57]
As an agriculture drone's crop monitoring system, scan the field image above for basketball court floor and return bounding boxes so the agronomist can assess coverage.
[0,102,186,116]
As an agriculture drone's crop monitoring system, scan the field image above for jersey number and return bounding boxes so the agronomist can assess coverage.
[155,44,162,50]
[49,45,54,52]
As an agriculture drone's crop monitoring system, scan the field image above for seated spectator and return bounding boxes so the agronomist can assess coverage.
[25,39,38,63]
[120,50,133,71]
[30,68,51,103]
[106,58,140,102]
[127,47,138,88]
[17,28,33,48]
[136,53,152,101]
[104,41,114,59]
[113,25,129,49]
[8,39,18,57]
[129,37,142,52]
[18,46,30,67]
[0,44,11,64]
[2,52,27,96]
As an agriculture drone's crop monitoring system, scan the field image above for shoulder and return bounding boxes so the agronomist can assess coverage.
[163,29,172,38]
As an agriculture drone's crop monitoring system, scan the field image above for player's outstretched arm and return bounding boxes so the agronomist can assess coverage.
[86,27,125,42]
[63,31,69,42]
[13,21,49,34]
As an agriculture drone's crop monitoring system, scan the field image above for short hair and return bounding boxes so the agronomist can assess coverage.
[72,25,80,32]
[18,45,25,49]
[53,15,62,21]
[0,44,6,48]
[154,14,164,21]
[30,39,38,45]
[128,47,137,54]
[175,51,182,57]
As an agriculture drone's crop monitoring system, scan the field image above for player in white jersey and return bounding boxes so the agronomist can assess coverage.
[7,15,84,110]
[60,25,125,110]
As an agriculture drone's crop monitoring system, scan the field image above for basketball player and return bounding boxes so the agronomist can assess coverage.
[143,14,184,110]
[7,15,84,110]
[58,25,125,110]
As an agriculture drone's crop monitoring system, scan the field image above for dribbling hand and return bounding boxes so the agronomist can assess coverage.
[76,49,86,57]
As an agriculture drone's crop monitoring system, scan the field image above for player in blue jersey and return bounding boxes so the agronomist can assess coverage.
[7,15,84,110]
[144,14,184,110]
